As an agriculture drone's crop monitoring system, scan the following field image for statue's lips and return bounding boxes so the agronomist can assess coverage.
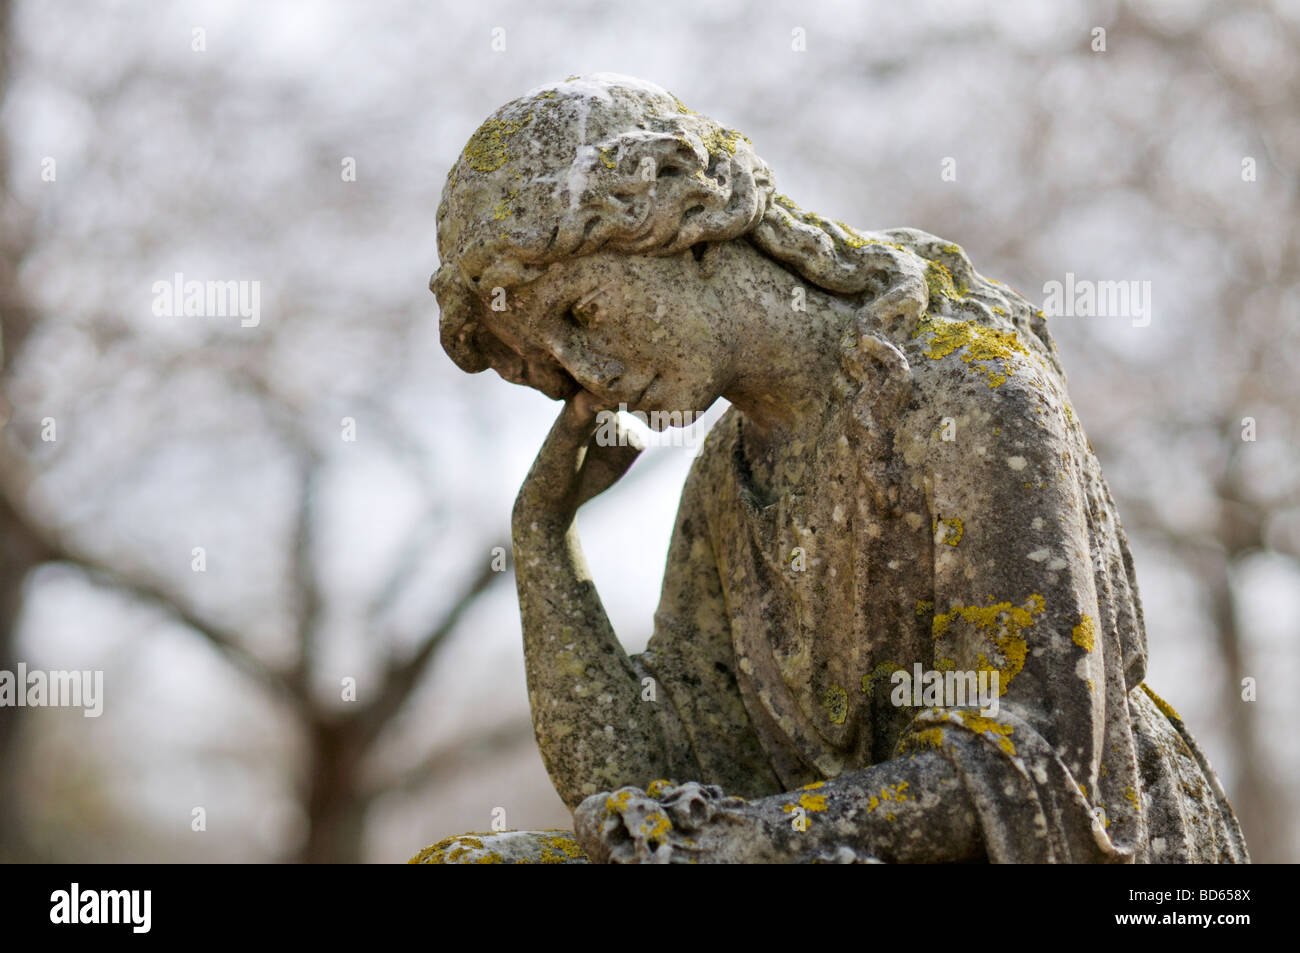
[573,375,658,413]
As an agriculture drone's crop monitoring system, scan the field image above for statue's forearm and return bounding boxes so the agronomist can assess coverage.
[576,749,983,863]
[749,750,983,863]
[514,518,673,809]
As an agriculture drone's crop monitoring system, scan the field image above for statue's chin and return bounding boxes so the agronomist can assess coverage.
[517,363,580,400]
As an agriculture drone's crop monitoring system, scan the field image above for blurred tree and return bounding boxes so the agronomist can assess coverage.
[0,0,539,863]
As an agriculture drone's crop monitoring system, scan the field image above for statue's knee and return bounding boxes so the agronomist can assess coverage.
[409,830,589,864]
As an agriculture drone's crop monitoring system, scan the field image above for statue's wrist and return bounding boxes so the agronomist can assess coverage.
[511,496,575,540]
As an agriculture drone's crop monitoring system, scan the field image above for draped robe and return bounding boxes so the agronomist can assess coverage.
[634,308,1249,864]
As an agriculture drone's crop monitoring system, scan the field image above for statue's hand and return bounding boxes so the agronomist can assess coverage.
[573,780,749,864]
[513,390,644,532]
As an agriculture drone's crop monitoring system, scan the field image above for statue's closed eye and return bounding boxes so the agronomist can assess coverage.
[570,286,607,329]
[570,301,600,328]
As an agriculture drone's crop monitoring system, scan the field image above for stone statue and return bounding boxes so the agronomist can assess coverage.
[414,74,1249,864]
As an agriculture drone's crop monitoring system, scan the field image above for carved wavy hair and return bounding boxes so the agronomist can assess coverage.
[433,74,1058,382]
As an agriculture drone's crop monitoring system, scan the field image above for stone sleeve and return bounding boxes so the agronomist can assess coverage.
[633,446,785,800]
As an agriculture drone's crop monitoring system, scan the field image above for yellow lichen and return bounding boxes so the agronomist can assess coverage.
[924,260,969,300]
[912,315,1029,389]
[934,516,964,546]
[867,781,912,812]
[823,684,849,725]
[538,834,586,863]
[954,710,1017,756]
[1072,614,1096,652]
[637,810,673,841]
[799,792,828,812]
[902,726,946,751]
[932,593,1044,694]
[862,661,903,696]
[606,789,635,813]
[409,833,495,865]
[463,111,534,172]
[782,791,829,815]
[831,220,905,251]
[700,125,750,158]
[1140,683,1183,723]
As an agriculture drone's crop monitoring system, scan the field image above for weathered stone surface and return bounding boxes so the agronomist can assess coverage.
[409,830,587,864]
[418,73,1250,864]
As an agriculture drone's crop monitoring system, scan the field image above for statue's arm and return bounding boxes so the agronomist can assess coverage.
[572,748,982,863]
[512,395,678,809]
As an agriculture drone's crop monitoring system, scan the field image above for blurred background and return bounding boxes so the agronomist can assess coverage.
[0,0,1296,863]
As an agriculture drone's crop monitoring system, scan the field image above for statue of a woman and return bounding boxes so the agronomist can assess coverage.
[416,74,1249,864]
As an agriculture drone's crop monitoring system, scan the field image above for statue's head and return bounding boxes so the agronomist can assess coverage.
[431,74,1044,413]
[432,73,777,409]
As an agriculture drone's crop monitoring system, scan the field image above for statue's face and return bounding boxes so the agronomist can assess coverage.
[474,248,735,425]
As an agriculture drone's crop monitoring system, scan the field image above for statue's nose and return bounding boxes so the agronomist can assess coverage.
[428,272,438,294]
